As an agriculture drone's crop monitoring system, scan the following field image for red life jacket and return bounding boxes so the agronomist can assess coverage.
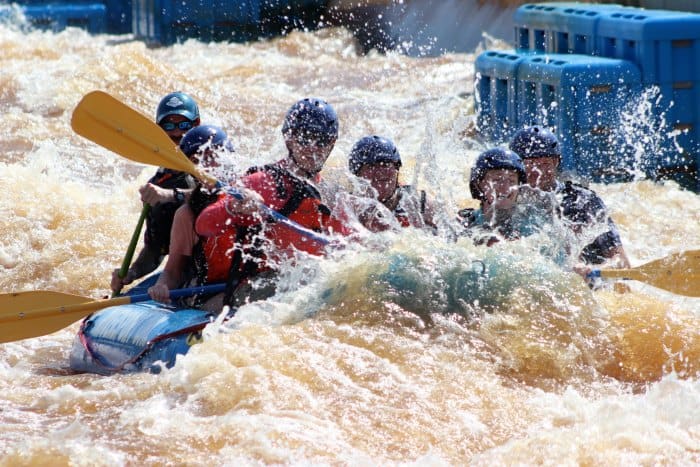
[198,193,238,282]
[195,162,351,306]
[243,163,350,256]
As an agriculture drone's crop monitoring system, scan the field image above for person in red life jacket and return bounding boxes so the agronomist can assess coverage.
[344,135,437,232]
[111,92,203,294]
[195,97,352,309]
[147,124,242,311]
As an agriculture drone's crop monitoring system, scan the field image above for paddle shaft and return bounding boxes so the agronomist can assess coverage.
[118,204,150,278]
[112,203,150,298]
[3,283,226,325]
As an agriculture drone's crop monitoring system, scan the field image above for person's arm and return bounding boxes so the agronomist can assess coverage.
[196,174,268,237]
[147,205,197,302]
[147,252,189,303]
[357,202,397,233]
[139,182,194,205]
[593,242,631,269]
[420,194,439,231]
[111,243,163,294]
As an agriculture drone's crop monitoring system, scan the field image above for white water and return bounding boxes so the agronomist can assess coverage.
[0,19,699,465]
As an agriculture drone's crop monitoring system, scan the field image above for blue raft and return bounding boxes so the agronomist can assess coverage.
[69,277,218,375]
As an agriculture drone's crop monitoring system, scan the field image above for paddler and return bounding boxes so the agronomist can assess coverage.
[110,92,202,294]
[193,98,352,310]
[457,147,549,246]
[508,126,630,270]
[341,135,438,232]
[147,124,240,311]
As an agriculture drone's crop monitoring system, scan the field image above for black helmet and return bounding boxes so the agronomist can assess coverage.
[469,148,526,201]
[179,125,234,158]
[509,126,560,159]
[282,98,338,147]
[156,92,200,124]
[348,135,402,176]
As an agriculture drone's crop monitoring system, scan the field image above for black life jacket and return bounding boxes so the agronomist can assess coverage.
[558,181,621,264]
[144,169,196,256]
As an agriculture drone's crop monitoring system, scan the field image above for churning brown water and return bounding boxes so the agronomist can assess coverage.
[0,20,699,465]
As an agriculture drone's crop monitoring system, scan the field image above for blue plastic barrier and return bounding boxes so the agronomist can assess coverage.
[0,3,107,33]
[596,9,700,172]
[512,2,700,189]
[515,54,642,180]
[103,0,131,34]
[596,9,700,84]
[475,50,530,142]
[514,2,628,54]
[132,0,261,45]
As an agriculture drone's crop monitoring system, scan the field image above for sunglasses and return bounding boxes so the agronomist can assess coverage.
[160,120,194,131]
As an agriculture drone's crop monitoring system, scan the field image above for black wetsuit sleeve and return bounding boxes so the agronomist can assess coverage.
[579,220,623,264]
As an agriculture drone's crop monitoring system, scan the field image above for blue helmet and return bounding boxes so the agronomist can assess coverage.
[348,135,402,175]
[509,126,560,159]
[156,92,200,124]
[469,148,526,201]
[179,125,234,158]
[282,98,338,147]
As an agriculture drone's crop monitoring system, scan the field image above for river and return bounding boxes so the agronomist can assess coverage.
[0,19,699,465]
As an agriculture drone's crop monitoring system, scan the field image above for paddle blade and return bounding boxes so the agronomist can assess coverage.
[0,291,99,343]
[71,91,215,184]
[599,250,700,297]
[0,284,227,344]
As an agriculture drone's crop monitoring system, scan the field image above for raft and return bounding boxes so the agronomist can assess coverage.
[69,277,217,375]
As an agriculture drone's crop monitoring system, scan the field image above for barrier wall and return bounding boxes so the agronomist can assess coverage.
[475,50,529,142]
[516,54,641,180]
[132,0,261,45]
[476,2,700,189]
[514,2,628,54]
[0,3,107,33]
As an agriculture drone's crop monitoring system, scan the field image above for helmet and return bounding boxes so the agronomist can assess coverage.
[156,92,200,124]
[509,126,560,159]
[281,98,338,146]
[348,135,402,175]
[179,125,234,158]
[469,148,526,201]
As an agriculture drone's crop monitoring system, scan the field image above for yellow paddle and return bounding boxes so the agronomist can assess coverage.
[71,90,329,245]
[592,249,700,297]
[71,90,217,185]
[112,203,150,297]
[0,284,226,344]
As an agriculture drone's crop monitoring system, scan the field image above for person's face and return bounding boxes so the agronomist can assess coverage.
[286,133,336,175]
[190,148,220,169]
[357,162,400,203]
[159,114,197,144]
[478,169,520,211]
[523,156,559,190]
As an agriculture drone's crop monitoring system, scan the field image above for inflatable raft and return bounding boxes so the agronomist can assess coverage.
[69,277,220,375]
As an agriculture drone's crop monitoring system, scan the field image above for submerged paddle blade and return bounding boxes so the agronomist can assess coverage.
[597,249,700,297]
[71,90,216,185]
